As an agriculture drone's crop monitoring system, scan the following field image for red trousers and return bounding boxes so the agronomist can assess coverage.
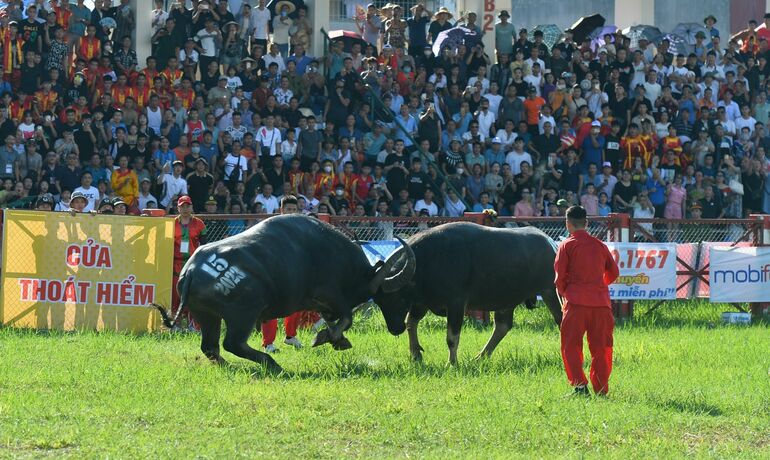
[261,312,301,347]
[560,303,614,395]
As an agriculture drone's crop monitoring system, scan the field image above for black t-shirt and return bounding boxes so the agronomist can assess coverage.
[604,133,621,167]
[613,181,637,210]
[20,64,43,94]
[20,19,42,49]
[699,196,722,219]
[186,173,214,212]
[407,170,430,199]
[74,129,95,164]
[130,147,152,166]
[611,60,633,89]
[384,153,408,193]
[532,134,560,162]
[610,97,633,128]
[265,167,286,192]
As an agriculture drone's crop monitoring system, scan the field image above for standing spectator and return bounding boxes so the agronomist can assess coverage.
[172,195,207,330]
[250,0,272,51]
[272,1,294,57]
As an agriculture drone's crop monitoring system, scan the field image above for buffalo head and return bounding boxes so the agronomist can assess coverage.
[369,237,416,335]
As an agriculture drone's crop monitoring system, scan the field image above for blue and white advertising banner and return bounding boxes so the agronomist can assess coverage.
[709,246,770,302]
[605,243,678,300]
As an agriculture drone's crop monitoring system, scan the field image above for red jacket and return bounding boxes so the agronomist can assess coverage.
[554,230,619,307]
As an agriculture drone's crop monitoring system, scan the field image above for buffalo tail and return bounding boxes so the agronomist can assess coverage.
[151,273,193,329]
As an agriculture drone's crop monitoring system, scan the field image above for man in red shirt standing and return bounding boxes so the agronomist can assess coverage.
[173,195,207,330]
[554,206,619,396]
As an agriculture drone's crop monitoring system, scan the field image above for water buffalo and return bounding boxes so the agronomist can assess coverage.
[374,222,562,364]
[155,214,415,372]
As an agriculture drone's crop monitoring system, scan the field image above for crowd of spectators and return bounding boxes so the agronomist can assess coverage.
[0,0,768,222]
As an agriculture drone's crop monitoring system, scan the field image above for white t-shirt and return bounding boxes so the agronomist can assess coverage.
[256,127,282,157]
[138,192,158,210]
[255,193,279,213]
[280,140,297,162]
[414,199,439,216]
[73,185,99,212]
[223,153,248,181]
[160,173,188,207]
[146,106,162,133]
[505,150,533,175]
[195,28,219,57]
[735,116,757,135]
[250,7,272,40]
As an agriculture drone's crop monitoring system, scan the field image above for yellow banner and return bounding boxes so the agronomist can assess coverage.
[0,210,175,332]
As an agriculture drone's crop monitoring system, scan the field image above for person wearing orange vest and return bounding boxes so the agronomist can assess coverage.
[77,24,101,63]
[174,77,195,110]
[110,74,132,108]
[260,195,303,352]
[131,73,153,110]
[620,123,652,170]
[173,195,208,330]
[2,23,24,90]
[555,205,619,396]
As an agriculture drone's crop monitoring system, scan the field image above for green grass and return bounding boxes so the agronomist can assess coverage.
[1,301,769,458]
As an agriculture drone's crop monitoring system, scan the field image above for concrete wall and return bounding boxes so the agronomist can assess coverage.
[507,0,614,31]
[653,0,729,36]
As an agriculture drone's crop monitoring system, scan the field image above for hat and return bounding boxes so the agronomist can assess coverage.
[381,3,396,10]
[112,197,127,208]
[140,177,151,183]
[275,0,296,14]
[382,44,393,51]
[98,197,114,210]
[218,75,228,81]
[691,203,702,210]
[205,195,217,205]
[224,20,239,29]
[298,107,315,118]
[498,10,509,18]
[492,137,501,144]
[433,6,452,19]
[35,193,54,207]
[695,31,706,39]
[591,120,601,127]
[602,161,612,168]
[556,199,568,207]
[70,191,87,203]
[704,14,717,24]
[172,160,184,167]
[597,47,608,54]
[177,195,193,207]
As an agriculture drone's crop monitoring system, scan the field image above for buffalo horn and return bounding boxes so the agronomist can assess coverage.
[370,236,416,294]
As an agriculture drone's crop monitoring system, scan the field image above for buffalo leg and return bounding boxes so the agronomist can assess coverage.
[406,307,427,361]
[476,308,514,359]
[193,309,226,365]
[540,289,563,326]
[222,310,282,373]
[311,313,352,349]
[446,303,465,366]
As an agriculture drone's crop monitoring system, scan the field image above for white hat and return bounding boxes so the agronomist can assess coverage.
[591,120,601,127]
[492,137,501,144]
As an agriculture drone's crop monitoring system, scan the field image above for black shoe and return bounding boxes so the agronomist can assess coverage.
[574,385,590,396]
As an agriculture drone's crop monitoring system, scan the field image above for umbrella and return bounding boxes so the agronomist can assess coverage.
[266,0,305,19]
[656,34,689,56]
[328,30,369,53]
[530,24,562,50]
[99,17,117,29]
[568,13,605,44]
[622,25,662,50]
[671,22,708,45]
[431,26,480,56]
[588,25,618,51]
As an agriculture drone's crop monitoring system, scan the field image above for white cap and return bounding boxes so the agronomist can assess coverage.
[591,120,601,127]
[492,137,501,144]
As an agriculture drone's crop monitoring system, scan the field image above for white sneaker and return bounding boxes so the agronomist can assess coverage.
[311,318,326,332]
[264,344,279,353]
[284,336,303,349]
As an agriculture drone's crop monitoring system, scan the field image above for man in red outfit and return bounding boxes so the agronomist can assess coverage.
[260,195,304,353]
[173,195,207,330]
[554,206,619,396]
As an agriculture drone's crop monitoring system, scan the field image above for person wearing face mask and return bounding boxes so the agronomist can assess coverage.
[315,159,339,197]
[329,183,350,212]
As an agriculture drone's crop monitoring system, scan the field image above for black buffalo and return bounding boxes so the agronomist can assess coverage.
[374,222,562,364]
[155,214,415,372]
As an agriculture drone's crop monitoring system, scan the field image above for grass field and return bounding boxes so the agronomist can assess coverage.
[1,301,769,458]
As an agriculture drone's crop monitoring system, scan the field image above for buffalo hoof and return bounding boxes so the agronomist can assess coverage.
[410,352,423,362]
[332,337,353,350]
[208,355,229,366]
[311,329,331,347]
